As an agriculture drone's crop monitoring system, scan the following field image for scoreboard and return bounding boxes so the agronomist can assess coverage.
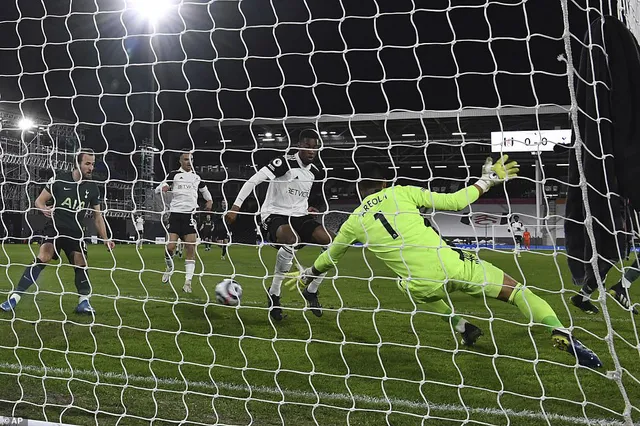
[490,129,572,153]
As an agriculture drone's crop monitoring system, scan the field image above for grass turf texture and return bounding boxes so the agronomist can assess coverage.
[0,243,639,425]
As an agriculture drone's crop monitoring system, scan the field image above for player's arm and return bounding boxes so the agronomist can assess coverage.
[227,157,288,223]
[34,186,54,217]
[92,204,115,250]
[309,217,356,275]
[155,171,177,193]
[404,185,482,212]
[198,180,213,211]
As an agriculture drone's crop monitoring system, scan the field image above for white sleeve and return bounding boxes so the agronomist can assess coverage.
[233,168,271,207]
[155,182,168,193]
[199,185,213,202]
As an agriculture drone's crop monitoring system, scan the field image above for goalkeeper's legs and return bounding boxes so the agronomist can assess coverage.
[1,244,54,312]
[494,274,602,368]
[450,257,602,368]
[419,298,483,347]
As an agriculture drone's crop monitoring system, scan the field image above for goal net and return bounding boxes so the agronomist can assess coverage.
[1,1,639,426]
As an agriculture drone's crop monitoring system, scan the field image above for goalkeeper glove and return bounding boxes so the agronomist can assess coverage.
[284,267,315,291]
[474,155,519,193]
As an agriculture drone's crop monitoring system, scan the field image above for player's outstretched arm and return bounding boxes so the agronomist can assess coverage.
[406,155,519,211]
[226,169,270,224]
[198,181,213,210]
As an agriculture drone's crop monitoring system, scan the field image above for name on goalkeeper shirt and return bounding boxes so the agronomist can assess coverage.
[362,194,388,212]
[288,187,309,198]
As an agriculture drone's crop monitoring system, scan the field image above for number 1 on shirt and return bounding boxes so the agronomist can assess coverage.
[374,212,399,239]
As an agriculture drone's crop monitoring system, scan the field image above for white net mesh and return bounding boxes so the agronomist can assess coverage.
[0,0,639,425]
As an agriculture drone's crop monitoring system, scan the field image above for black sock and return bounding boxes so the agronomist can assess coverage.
[16,259,47,293]
[221,245,227,257]
[75,267,91,296]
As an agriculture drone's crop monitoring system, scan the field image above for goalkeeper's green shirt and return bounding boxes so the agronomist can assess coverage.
[314,185,481,289]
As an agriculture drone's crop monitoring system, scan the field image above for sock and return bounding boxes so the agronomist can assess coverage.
[79,295,90,304]
[165,251,174,271]
[15,260,47,293]
[422,299,467,332]
[454,317,468,333]
[10,293,21,303]
[270,246,294,296]
[75,267,91,299]
[185,259,195,282]
[580,285,594,301]
[508,284,563,329]
[221,245,227,257]
[307,272,327,293]
[620,264,640,289]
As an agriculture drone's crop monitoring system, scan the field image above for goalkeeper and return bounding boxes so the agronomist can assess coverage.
[290,158,602,368]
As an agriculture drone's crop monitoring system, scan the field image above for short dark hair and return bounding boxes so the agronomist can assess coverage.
[298,129,320,145]
[358,162,387,193]
[76,148,95,166]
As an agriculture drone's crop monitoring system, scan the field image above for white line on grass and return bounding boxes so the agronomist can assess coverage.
[0,362,632,426]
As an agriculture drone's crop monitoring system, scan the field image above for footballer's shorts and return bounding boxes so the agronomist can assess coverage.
[514,235,523,245]
[262,214,322,247]
[41,223,88,262]
[168,212,198,238]
[398,250,505,304]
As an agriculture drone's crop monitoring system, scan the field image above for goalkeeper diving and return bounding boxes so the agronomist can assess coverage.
[289,157,602,368]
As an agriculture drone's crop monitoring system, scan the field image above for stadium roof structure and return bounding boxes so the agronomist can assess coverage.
[189,105,571,169]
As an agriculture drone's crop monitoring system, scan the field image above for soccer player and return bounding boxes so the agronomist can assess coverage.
[1,149,115,314]
[212,201,231,260]
[225,129,333,321]
[134,215,145,249]
[199,214,214,252]
[155,152,213,293]
[290,160,602,368]
[508,215,525,257]
[523,229,531,251]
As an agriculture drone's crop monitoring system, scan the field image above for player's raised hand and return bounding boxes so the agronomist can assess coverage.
[475,155,519,193]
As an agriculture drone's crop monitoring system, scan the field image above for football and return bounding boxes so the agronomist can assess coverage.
[215,279,243,306]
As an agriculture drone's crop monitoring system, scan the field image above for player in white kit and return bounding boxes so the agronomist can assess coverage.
[509,215,525,257]
[134,215,144,249]
[226,130,333,321]
[155,152,213,293]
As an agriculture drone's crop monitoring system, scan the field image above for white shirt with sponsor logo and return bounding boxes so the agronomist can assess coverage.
[156,168,208,213]
[510,220,525,237]
[260,153,318,221]
[135,216,144,231]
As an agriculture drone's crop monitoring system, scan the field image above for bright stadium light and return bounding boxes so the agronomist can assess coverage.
[265,132,273,137]
[18,118,34,130]
[130,0,171,24]
[402,133,416,137]
[320,131,328,135]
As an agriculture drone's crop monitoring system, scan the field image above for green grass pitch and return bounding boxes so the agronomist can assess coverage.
[0,243,639,425]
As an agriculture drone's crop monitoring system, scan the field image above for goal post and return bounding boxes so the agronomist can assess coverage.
[1,1,639,426]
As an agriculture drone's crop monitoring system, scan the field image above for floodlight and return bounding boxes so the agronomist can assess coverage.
[18,118,34,130]
[130,0,171,24]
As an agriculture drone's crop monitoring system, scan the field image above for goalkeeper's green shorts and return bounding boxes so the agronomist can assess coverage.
[398,251,505,304]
